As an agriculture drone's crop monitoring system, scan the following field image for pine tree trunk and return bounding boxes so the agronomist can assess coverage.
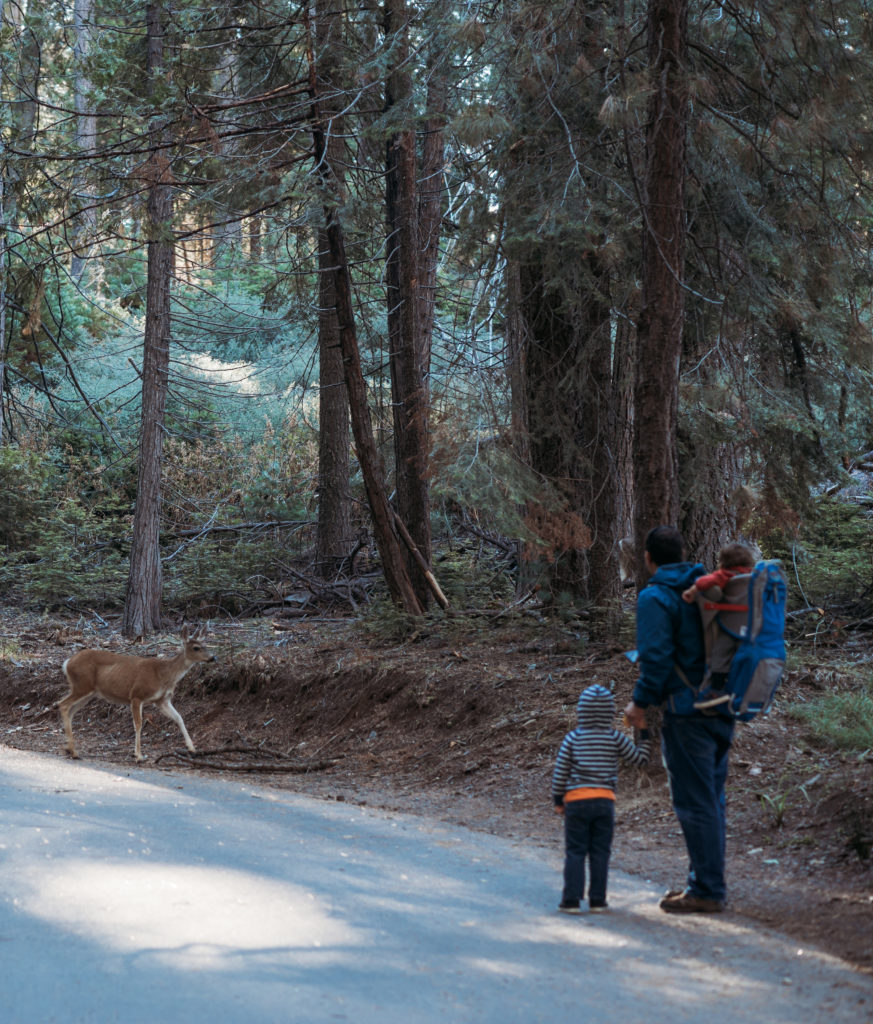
[316,222,352,575]
[248,216,261,258]
[516,255,618,605]
[0,1,41,445]
[308,38,423,615]
[71,0,97,285]
[680,434,741,570]
[582,282,621,608]
[416,54,445,375]
[505,259,535,594]
[0,168,7,447]
[613,314,635,544]
[314,0,351,578]
[384,0,431,607]
[122,2,173,637]
[633,0,688,575]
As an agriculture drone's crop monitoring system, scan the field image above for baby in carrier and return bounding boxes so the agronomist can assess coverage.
[682,542,756,711]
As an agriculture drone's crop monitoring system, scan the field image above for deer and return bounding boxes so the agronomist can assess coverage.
[58,625,215,762]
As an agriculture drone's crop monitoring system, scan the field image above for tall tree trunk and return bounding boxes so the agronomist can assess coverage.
[679,314,743,567]
[582,273,621,607]
[632,0,688,576]
[122,2,174,637]
[71,0,97,285]
[248,216,261,258]
[211,41,243,255]
[613,313,635,544]
[308,25,423,615]
[501,5,621,609]
[384,0,431,607]
[505,258,536,593]
[314,0,352,577]
[516,255,617,605]
[0,0,40,445]
[415,52,445,377]
[0,168,7,447]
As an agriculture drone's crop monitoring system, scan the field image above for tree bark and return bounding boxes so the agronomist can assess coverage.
[416,50,446,378]
[516,254,618,605]
[71,0,97,285]
[0,0,41,445]
[308,30,423,615]
[384,0,431,607]
[122,2,174,637]
[314,0,352,577]
[0,168,7,447]
[633,0,688,578]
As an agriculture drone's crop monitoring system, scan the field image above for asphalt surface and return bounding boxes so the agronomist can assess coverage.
[0,745,869,1024]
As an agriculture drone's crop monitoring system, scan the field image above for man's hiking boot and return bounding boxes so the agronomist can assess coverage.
[659,890,725,914]
[558,900,582,914]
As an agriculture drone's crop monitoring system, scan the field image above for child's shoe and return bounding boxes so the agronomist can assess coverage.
[558,900,582,914]
[589,901,609,913]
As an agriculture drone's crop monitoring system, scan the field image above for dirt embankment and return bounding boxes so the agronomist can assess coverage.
[0,613,870,971]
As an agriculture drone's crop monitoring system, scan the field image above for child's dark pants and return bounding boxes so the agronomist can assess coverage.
[562,797,615,906]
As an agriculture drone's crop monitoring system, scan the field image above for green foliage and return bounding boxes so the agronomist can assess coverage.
[0,496,129,607]
[759,496,873,608]
[432,548,514,608]
[359,598,421,643]
[0,444,56,548]
[163,535,293,613]
[430,424,551,557]
[0,406,321,613]
[787,688,873,754]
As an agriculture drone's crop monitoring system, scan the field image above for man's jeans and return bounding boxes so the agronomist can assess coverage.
[562,798,614,906]
[662,714,735,902]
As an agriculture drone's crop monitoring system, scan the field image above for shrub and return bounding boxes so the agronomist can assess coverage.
[787,688,873,753]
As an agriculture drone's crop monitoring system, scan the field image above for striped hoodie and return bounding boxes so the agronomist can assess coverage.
[551,684,651,805]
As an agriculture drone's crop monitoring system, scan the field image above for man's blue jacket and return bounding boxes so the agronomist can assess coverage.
[632,562,706,715]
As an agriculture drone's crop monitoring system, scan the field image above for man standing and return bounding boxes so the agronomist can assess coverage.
[623,525,735,913]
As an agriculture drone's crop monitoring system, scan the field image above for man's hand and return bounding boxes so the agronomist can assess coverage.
[623,700,648,730]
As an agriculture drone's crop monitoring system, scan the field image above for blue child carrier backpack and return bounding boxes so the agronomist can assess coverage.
[713,560,787,722]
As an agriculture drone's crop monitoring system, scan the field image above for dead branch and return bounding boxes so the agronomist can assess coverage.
[170,520,314,538]
[456,520,516,557]
[154,745,340,773]
[392,510,450,610]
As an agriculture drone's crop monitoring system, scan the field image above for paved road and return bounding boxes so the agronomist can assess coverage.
[0,746,869,1024]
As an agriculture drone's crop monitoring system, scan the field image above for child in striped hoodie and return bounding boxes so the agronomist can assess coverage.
[552,683,651,913]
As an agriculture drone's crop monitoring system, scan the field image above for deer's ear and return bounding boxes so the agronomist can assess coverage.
[181,625,190,642]
[191,624,203,640]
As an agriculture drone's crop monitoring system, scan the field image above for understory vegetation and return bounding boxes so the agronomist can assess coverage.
[2,0,873,752]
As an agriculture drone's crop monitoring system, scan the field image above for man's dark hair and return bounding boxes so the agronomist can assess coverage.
[645,526,685,567]
[718,542,755,569]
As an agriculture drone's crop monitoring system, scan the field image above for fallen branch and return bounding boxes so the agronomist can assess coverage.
[170,519,314,539]
[392,511,450,610]
[154,746,340,773]
[456,521,516,557]
[493,584,541,618]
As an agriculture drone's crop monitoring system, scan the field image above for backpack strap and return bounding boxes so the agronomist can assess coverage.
[673,661,697,692]
[670,661,705,714]
[649,578,705,711]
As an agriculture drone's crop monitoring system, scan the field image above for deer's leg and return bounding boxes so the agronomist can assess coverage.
[157,698,195,752]
[130,698,146,761]
[58,692,95,758]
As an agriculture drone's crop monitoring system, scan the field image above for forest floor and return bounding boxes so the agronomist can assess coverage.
[0,607,871,973]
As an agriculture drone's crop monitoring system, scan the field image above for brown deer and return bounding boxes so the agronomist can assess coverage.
[59,626,214,761]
